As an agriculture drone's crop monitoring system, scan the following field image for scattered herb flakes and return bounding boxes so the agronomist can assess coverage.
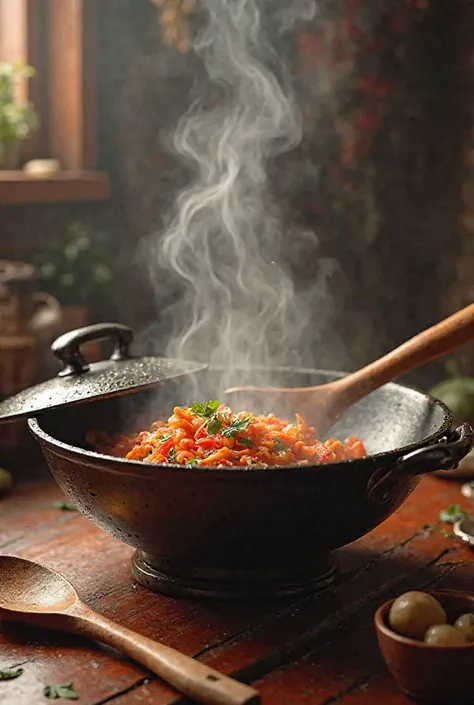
[44,683,79,700]
[185,458,200,466]
[0,668,24,681]
[273,438,288,453]
[423,523,456,539]
[222,416,253,438]
[439,504,467,524]
[167,447,176,462]
[238,436,255,448]
[190,400,220,418]
[52,501,77,512]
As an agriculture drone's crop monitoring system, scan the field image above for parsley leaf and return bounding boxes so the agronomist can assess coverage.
[44,683,79,700]
[0,668,24,681]
[186,458,200,466]
[439,504,467,524]
[207,415,223,435]
[52,501,77,511]
[222,416,253,438]
[190,400,220,418]
[273,438,288,453]
[167,447,176,462]
[238,437,255,448]
[159,433,172,442]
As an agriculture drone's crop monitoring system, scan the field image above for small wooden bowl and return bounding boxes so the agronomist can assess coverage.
[374,590,474,704]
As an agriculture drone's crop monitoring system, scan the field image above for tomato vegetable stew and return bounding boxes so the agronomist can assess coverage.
[87,400,366,468]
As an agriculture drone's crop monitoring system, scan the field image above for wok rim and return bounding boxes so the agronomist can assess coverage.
[28,366,453,477]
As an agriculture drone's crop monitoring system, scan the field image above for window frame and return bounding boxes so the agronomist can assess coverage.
[0,0,109,204]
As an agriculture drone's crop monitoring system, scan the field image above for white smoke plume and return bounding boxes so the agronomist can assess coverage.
[147,0,338,391]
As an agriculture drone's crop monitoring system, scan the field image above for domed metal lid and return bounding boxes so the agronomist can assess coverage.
[0,323,207,423]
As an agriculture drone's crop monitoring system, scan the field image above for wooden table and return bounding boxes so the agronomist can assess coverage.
[0,475,472,705]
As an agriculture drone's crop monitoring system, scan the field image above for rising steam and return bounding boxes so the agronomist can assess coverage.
[148,0,337,390]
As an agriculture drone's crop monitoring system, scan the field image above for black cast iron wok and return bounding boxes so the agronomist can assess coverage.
[21,331,472,599]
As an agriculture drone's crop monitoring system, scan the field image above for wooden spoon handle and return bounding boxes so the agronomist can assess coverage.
[73,607,259,705]
[336,303,474,405]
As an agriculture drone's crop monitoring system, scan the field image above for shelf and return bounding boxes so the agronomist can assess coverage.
[0,170,110,205]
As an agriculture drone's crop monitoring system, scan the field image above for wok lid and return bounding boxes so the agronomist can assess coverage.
[0,323,207,424]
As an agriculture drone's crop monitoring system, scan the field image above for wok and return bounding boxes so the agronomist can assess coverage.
[28,366,473,599]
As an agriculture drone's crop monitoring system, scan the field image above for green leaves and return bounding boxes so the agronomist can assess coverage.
[33,222,119,310]
[52,501,77,512]
[439,504,467,524]
[185,458,200,466]
[207,416,223,435]
[0,668,24,681]
[237,437,255,448]
[0,62,38,150]
[44,683,79,700]
[222,416,253,438]
[273,438,288,453]
[190,401,220,417]
[190,401,222,435]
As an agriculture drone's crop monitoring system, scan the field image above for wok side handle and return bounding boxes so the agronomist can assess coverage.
[366,425,474,507]
[396,423,474,476]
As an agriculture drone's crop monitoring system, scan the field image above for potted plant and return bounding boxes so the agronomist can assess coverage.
[33,221,121,334]
[0,63,38,169]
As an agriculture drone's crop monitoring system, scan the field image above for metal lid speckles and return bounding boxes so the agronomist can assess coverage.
[0,323,207,424]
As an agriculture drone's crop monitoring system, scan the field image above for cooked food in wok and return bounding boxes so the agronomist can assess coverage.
[86,400,366,468]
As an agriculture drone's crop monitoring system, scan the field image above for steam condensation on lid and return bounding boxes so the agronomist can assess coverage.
[147,0,338,391]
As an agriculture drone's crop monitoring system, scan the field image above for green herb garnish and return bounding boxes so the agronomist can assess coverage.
[207,416,223,435]
[190,400,220,418]
[159,433,172,442]
[222,416,253,438]
[238,437,255,448]
[439,504,467,524]
[0,668,24,681]
[167,447,176,462]
[52,501,77,511]
[186,458,200,466]
[273,438,288,453]
[44,683,79,700]
[190,401,223,435]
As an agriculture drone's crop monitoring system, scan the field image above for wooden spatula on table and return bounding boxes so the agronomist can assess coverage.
[225,304,474,436]
[0,555,259,705]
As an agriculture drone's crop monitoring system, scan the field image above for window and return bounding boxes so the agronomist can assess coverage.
[0,0,108,204]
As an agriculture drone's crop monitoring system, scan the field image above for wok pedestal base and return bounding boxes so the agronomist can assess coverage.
[131,551,338,599]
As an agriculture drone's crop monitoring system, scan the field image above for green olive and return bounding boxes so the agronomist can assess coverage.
[454,613,474,642]
[424,624,469,646]
[388,591,447,639]
[0,468,12,496]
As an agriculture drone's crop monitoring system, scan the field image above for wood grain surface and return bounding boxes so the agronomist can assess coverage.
[0,476,472,704]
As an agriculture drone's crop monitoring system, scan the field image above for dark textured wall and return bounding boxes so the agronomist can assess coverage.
[1,0,473,389]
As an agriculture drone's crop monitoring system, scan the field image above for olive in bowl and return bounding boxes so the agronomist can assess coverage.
[374,590,474,704]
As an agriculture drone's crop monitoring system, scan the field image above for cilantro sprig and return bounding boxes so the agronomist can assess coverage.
[0,668,24,681]
[222,416,253,438]
[44,683,79,700]
[190,400,223,435]
[190,401,220,417]
[439,504,467,524]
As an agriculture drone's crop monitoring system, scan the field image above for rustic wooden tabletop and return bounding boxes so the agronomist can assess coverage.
[0,475,472,705]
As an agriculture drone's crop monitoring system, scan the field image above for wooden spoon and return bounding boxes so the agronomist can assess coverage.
[225,303,474,436]
[0,555,259,705]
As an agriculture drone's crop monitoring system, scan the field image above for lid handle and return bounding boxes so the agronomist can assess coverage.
[51,323,134,377]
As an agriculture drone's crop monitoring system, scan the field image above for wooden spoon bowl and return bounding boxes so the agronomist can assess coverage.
[226,304,474,436]
[0,555,259,705]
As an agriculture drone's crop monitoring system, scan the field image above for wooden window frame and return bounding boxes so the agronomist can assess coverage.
[0,0,109,204]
